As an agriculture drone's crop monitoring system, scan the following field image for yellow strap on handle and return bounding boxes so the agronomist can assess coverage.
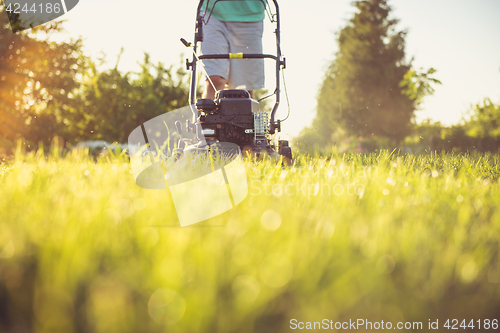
[229,53,243,59]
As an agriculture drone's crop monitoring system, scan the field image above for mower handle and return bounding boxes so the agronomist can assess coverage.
[189,0,283,134]
[198,53,279,61]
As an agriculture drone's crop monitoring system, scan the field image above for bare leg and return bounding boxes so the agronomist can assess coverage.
[203,75,227,100]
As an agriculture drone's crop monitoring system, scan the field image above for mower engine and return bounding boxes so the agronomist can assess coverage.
[196,89,271,152]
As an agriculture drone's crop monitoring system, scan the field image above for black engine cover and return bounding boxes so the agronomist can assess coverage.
[197,90,260,146]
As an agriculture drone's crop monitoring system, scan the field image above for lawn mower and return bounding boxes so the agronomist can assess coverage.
[127,1,291,222]
[180,0,292,161]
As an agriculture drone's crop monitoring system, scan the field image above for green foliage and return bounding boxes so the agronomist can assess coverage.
[0,3,81,150]
[405,118,500,153]
[298,0,440,152]
[0,4,191,151]
[403,96,500,153]
[320,0,413,141]
[1,152,500,331]
[399,67,441,107]
[293,124,327,154]
[465,98,500,139]
[62,52,190,144]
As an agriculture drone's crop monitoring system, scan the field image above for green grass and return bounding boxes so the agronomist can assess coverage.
[1,147,500,332]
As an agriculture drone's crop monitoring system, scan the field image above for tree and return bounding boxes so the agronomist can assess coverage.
[399,67,441,107]
[298,0,438,150]
[0,1,81,149]
[59,52,190,145]
[1,1,191,150]
[464,98,500,139]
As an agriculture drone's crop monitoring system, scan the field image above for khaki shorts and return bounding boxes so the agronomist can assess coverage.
[201,17,265,91]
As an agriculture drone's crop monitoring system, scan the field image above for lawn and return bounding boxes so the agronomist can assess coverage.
[1,146,499,332]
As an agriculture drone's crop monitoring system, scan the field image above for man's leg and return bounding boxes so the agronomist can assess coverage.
[203,75,227,100]
[200,16,230,100]
[226,21,265,97]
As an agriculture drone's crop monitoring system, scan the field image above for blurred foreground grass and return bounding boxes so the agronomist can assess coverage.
[1,147,500,333]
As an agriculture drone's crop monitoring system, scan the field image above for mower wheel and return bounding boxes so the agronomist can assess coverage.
[281,146,293,164]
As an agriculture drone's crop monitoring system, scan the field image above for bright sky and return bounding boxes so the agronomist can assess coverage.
[51,0,500,139]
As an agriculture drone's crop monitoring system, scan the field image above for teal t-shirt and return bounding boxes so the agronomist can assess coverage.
[201,0,266,22]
